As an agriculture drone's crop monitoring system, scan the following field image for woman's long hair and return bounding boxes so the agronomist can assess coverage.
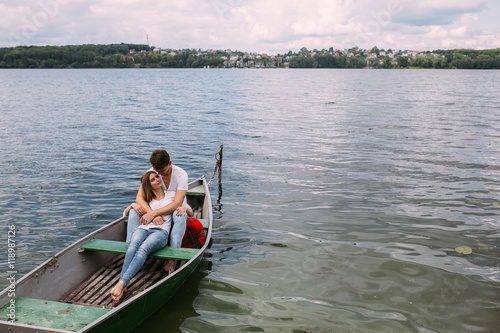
[141,171,159,203]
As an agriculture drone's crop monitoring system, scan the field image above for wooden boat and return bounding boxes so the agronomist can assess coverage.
[0,176,212,333]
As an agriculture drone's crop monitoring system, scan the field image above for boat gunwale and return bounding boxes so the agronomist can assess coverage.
[1,321,72,333]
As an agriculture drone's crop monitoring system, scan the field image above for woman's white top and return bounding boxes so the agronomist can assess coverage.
[137,190,176,232]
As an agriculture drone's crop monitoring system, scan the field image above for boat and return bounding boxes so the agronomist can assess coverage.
[0,176,212,333]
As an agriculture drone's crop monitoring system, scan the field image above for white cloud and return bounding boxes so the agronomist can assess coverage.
[0,0,499,53]
[426,26,449,39]
[450,26,467,38]
[460,13,480,23]
[441,39,458,48]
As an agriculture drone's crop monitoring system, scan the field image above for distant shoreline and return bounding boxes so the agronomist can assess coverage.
[1,67,498,70]
[1,44,499,70]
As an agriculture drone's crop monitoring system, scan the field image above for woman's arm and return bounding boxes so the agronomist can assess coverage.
[124,204,133,217]
[124,203,148,217]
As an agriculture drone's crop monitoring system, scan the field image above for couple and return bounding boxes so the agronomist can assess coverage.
[110,149,191,302]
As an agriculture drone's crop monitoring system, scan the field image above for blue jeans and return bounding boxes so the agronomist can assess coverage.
[170,212,187,248]
[120,228,168,286]
[127,209,187,247]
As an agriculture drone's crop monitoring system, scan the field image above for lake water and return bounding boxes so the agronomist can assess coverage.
[0,68,499,332]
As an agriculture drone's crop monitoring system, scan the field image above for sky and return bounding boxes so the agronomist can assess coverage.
[1,0,500,54]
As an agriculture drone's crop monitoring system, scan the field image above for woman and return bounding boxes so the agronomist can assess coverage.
[110,171,191,302]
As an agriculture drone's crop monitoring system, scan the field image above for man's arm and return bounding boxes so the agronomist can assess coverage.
[140,190,186,223]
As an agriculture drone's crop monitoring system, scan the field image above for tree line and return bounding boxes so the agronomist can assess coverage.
[1,44,499,69]
[0,44,224,69]
[290,47,500,69]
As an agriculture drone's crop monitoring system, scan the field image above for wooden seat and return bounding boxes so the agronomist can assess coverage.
[81,239,199,261]
[198,218,209,229]
[187,185,205,196]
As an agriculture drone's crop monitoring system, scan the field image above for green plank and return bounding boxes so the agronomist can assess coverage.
[81,239,198,261]
[152,246,199,260]
[81,239,128,254]
[187,185,205,196]
[0,297,109,332]
[199,219,209,229]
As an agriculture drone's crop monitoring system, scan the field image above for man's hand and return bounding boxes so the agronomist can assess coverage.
[175,206,187,216]
[152,216,164,225]
[141,211,165,225]
[140,211,155,224]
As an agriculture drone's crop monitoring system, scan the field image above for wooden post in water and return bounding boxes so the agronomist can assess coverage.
[208,144,223,187]
[218,144,223,185]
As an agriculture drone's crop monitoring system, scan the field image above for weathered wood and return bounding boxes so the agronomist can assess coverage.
[64,256,124,304]
[80,261,121,305]
[64,256,169,308]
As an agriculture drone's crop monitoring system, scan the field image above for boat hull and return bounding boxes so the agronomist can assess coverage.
[0,177,212,333]
[83,253,203,333]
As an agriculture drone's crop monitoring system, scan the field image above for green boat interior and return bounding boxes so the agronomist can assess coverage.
[0,297,110,332]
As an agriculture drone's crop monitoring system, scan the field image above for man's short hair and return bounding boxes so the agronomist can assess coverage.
[150,150,170,169]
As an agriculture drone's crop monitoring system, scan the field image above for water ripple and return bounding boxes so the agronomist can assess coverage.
[1,69,499,333]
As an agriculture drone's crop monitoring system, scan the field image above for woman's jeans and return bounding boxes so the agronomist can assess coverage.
[126,209,187,247]
[120,227,168,286]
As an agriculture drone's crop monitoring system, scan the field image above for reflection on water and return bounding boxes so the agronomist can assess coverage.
[0,69,499,332]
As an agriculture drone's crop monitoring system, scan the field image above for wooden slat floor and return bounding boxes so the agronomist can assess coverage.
[63,205,204,309]
[63,255,167,308]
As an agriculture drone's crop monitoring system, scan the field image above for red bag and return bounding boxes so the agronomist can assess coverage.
[182,217,206,249]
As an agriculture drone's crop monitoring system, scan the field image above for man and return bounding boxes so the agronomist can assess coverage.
[127,149,189,273]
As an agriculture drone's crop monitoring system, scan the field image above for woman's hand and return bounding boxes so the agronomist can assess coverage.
[131,203,147,215]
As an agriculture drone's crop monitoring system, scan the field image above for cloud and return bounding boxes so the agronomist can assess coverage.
[425,26,449,39]
[0,0,499,53]
[450,26,467,38]
[393,0,488,26]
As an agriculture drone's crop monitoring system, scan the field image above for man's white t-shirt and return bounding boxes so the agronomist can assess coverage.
[148,164,189,207]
